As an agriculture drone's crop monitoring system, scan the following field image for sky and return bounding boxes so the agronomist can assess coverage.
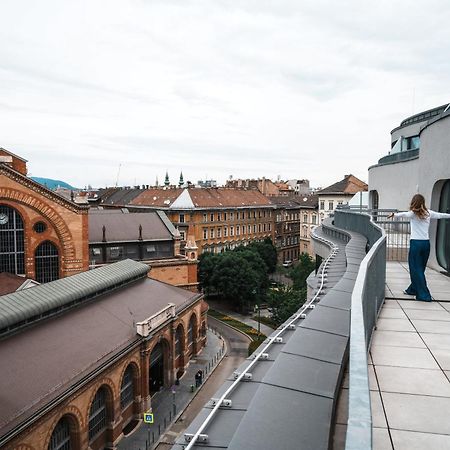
[1,0,449,189]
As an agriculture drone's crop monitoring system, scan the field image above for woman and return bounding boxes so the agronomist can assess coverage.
[388,194,450,302]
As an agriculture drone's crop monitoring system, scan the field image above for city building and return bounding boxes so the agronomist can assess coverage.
[317,174,368,221]
[270,197,301,263]
[124,188,275,256]
[0,260,206,450]
[88,208,198,289]
[0,148,89,283]
[286,179,310,195]
[298,194,319,256]
[225,178,281,197]
[369,102,450,272]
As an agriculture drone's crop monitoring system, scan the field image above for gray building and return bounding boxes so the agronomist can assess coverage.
[368,103,450,272]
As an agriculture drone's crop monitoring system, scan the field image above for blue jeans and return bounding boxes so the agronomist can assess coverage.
[406,239,432,301]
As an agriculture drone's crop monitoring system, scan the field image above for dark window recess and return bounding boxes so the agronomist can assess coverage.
[0,205,25,275]
[437,180,450,272]
[33,221,47,233]
[49,417,71,450]
[35,241,59,283]
[120,366,134,409]
[89,388,108,441]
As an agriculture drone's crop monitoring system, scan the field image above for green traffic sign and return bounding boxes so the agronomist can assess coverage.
[144,412,154,423]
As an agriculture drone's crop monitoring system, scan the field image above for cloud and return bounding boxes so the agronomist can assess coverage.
[0,0,449,188]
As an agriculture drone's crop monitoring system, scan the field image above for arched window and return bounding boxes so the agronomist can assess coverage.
[35,241,59,283]
[88,387,108,441]
[175,325,184,358]
[120,365,134,410]
[0,205,25,275]
[49,416,71,450]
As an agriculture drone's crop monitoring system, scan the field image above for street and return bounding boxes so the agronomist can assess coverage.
[155,316,251,448]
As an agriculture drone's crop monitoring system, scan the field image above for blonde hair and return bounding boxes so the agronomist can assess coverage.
[410,194,429,219]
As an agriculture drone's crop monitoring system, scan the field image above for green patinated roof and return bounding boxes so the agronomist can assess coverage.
[0,259,149,331]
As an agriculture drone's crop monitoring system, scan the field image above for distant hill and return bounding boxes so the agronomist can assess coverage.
[31,177,75,190]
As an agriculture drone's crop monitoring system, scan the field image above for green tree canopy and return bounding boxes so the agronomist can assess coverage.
[267,286,306,326]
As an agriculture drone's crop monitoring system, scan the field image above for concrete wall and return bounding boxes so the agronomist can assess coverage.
[368,157,419,210]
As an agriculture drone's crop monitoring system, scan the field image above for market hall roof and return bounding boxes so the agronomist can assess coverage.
[88,209,177,243]
[130,188,273,209]
[0,259,201,444]
[317,174,368,196]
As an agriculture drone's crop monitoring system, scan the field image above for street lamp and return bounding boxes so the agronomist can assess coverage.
[254,304,261,337]
[171,385,177,416]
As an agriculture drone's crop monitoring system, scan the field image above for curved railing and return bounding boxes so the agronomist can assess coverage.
[333,210,386,450]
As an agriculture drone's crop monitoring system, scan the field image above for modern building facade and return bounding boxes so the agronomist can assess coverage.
[0,260,206,450]
[0,148,89,283]
[368,103,450,272]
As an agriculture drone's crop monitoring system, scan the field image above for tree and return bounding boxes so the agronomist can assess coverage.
[243,238,278,273]
[290,253,315,291]
[198,253,219,295]
[267,286,306,326]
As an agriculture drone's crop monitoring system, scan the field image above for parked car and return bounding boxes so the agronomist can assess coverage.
[282,260,293,268]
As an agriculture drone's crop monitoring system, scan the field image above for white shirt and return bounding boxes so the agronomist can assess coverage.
[394,210,450,240]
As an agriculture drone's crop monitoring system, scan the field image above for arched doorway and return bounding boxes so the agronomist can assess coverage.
[175,324,185,377]
[48,415,80,450]
[0,205,25,275]
[88,386,114,448]
[149,342,166,396]
[35,241,59,283]
[437,180,450,272]
[187,314,197,356]
[120,364,139,432]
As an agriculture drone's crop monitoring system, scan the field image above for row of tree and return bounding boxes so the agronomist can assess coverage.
[198,238,277,312]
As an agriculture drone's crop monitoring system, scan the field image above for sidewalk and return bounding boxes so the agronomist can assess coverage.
[207,299,275,336]
[118,329,225,450]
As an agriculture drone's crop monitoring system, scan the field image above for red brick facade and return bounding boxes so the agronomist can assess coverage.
[0,158,89,280]
[4,299,207,450]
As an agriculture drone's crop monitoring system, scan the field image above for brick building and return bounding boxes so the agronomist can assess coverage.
[0,148,89,282]
[0,260,206,450]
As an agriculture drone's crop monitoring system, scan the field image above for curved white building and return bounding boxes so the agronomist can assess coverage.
[368,103,450,272]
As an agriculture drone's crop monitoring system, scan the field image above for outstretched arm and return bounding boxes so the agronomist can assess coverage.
[430,210,450,219]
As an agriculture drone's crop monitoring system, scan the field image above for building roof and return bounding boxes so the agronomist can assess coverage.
[0,273,31,296]
[269,194,318,209]
[0,163,88,213]
[318,174,367,196]
[0,261,200,442]
[131,188,273,209]
[0,259,149,334]
[129,188,184,207]
[0,147,28,163]
[88,209,176,243]
[97,187,145,206]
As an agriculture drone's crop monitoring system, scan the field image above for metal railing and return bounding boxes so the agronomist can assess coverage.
[183,235,339,449]
[333,210,386,450]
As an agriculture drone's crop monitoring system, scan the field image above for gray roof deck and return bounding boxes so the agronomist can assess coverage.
[0,263,200,442]
[173,223,368,449]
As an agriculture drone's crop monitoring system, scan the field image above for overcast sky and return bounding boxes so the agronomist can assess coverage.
[1,0,449,189]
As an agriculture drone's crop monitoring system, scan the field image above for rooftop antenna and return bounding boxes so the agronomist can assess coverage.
[114,163,121,187]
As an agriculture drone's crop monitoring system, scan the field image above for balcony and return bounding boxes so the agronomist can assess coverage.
[172,209,450,449]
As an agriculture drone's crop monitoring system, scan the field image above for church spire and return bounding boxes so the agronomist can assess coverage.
[179,171,184,187]
[164,170,170,187]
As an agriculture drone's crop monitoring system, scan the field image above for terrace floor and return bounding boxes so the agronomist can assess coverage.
[370,261,450,449]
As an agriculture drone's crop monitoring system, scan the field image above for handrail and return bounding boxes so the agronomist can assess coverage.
[184,234,339,449]
[334,211,386,450]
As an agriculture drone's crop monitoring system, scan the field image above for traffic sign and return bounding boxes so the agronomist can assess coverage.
[144,412,154,423]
